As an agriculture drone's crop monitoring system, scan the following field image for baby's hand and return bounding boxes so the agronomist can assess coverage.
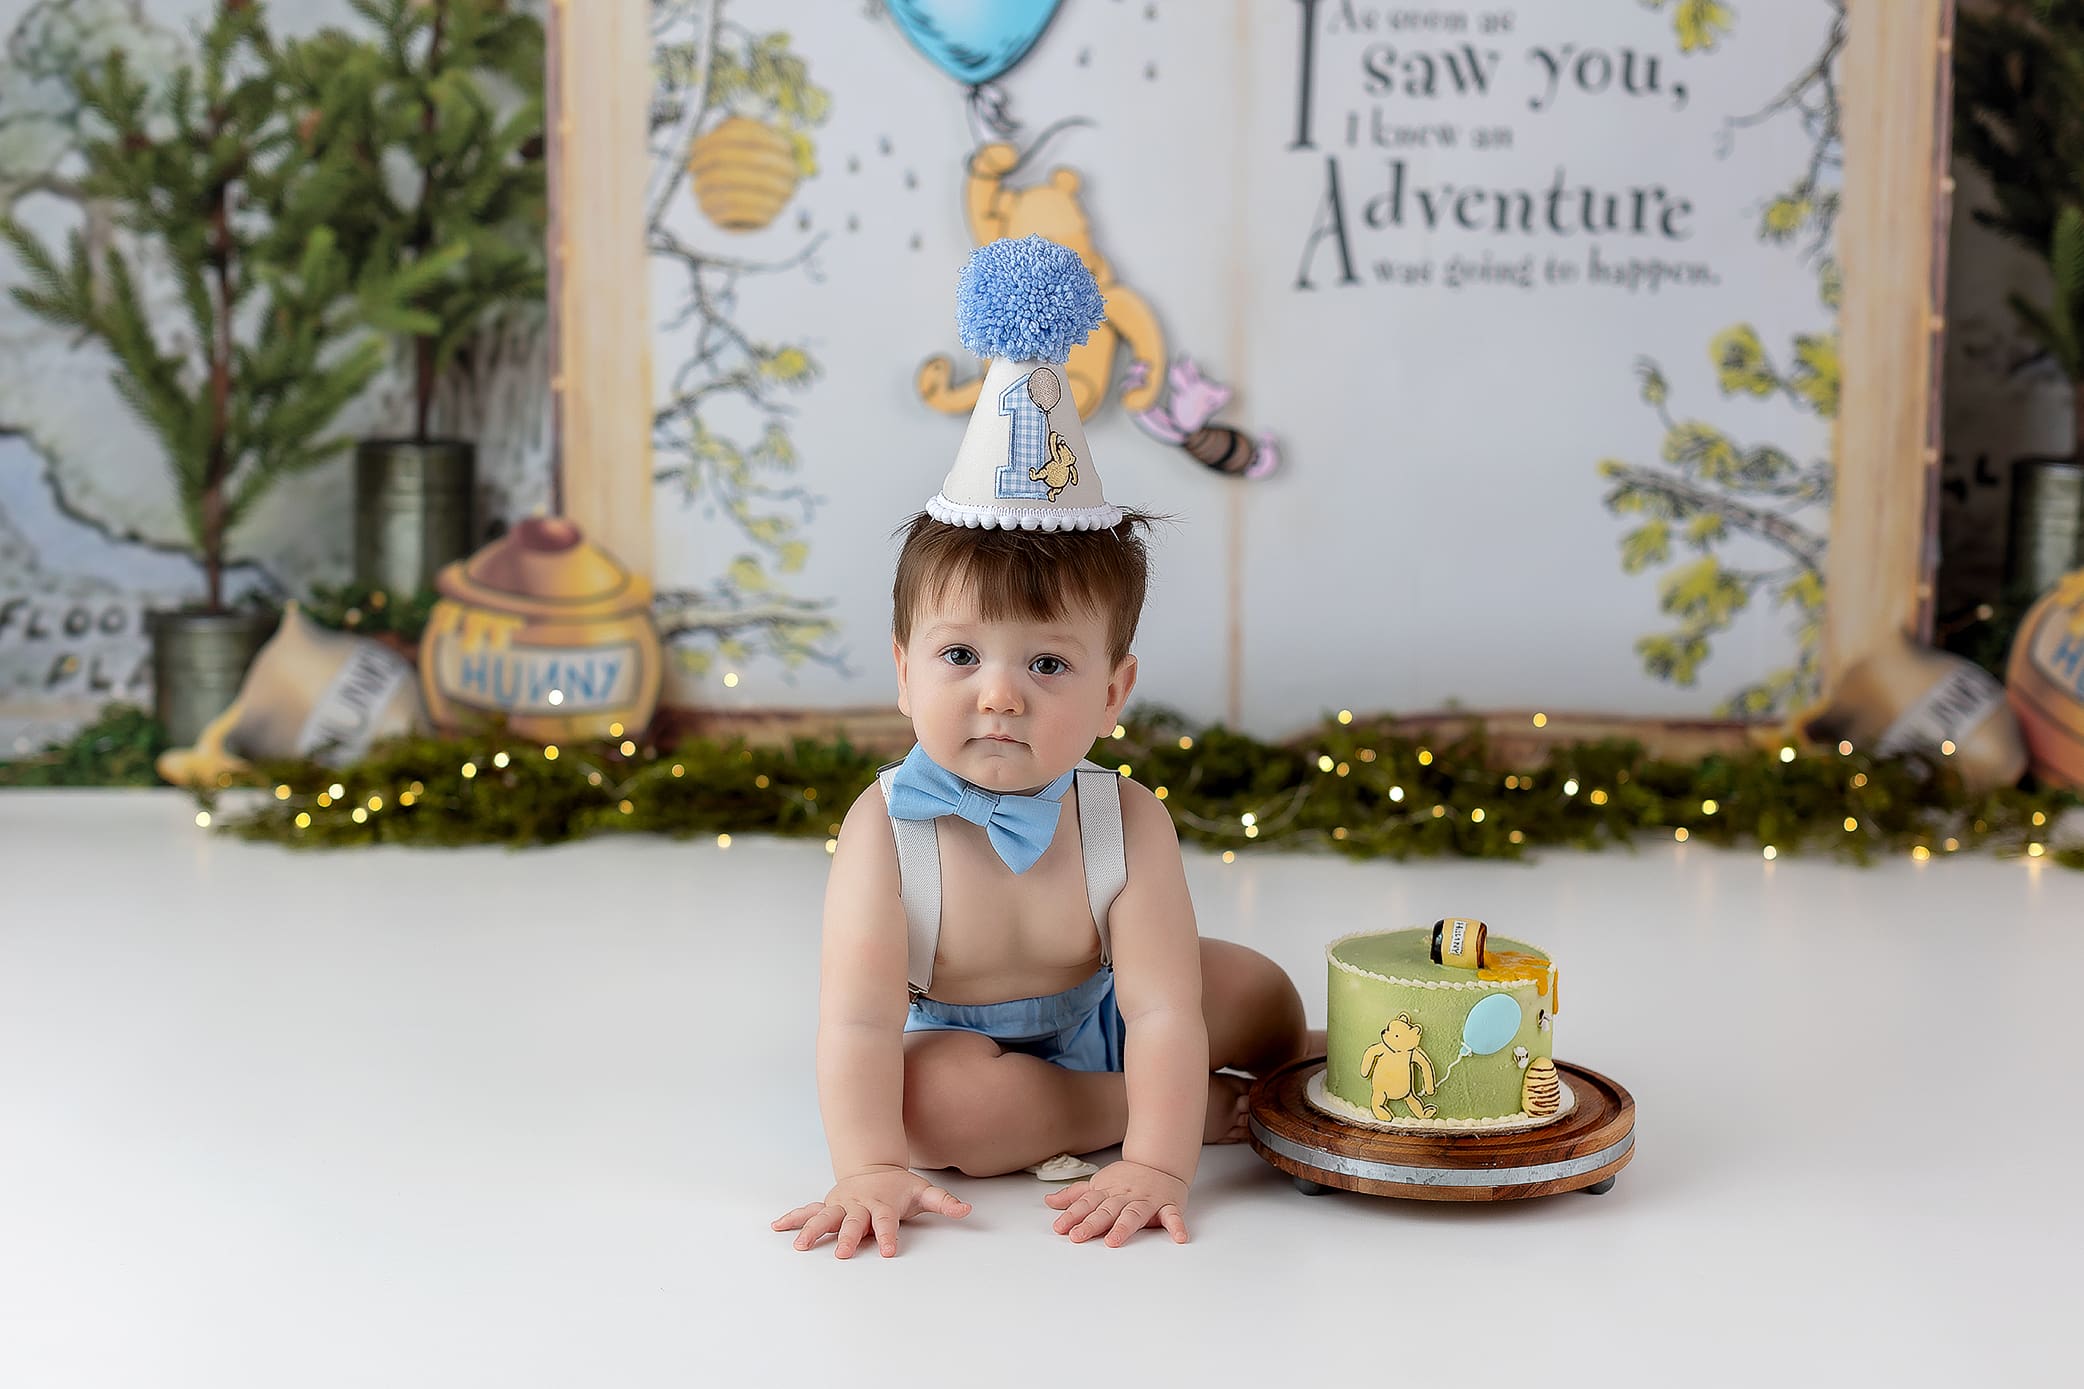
[1044,1160,1190,1248]
[772,1165,972,1259]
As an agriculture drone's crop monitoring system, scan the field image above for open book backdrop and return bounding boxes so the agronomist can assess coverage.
[2,1,1859,748]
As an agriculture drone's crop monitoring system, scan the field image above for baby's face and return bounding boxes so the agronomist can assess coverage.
[893,586,1136,794]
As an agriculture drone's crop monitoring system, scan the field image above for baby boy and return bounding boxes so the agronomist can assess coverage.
[771,237,1314,1259]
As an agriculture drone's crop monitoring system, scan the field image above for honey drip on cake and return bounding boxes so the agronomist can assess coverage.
[1477,948,1558,1011]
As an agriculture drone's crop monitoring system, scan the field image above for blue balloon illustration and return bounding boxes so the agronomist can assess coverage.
[887,0,1066,86]
[1461,993,1523,1057]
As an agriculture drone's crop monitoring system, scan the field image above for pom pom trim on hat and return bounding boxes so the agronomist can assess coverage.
[926,492,1124,532]
[954,235,1107,364]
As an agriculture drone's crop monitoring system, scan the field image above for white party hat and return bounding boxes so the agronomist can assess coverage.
[927,235,1123,531]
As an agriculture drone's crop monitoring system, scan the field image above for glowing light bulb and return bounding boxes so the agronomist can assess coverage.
[1532,712,1547,728]
[493,752,510,769]
[547,689,564,706]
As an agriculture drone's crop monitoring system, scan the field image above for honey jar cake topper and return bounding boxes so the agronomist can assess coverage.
[928,235,1126,532]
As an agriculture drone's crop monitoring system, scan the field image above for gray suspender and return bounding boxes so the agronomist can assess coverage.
[874,758,1128,1000]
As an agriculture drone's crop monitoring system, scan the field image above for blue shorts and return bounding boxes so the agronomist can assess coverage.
[904,966,1128,1074]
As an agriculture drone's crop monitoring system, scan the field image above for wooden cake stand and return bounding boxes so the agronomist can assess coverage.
[1246,1056,1636,1202]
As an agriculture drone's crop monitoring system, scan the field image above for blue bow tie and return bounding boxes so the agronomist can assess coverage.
[885,745,1078,874]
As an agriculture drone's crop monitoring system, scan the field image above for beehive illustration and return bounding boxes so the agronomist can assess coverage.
[1521,1057,1562,1118]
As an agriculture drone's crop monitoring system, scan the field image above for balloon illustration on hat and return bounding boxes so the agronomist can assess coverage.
[928,235,1125,533]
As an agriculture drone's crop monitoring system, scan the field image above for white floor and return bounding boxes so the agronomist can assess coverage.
[1,791,2080,1387]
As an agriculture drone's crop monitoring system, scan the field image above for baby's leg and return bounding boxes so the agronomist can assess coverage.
[1199,938,1314,1076]
[902,1031,1252,1177]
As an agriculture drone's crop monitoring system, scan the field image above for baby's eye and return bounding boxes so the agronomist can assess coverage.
[1030,655,1068,677]
[939,646,978,667]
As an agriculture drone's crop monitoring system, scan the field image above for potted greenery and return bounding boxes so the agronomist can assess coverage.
[274,0,545,599]
[1955,0,2084,601]
[0,2,411,746]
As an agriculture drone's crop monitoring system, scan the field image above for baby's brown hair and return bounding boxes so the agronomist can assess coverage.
[891,512,1158,667]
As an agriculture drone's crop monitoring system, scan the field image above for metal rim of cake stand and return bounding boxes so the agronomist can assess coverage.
[1248,1117,1634,1190]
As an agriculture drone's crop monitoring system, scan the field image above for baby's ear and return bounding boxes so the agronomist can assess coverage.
[892,634,912,717]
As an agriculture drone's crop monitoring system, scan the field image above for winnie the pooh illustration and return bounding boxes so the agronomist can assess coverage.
[1360,1013,1438,1120]
[917,140,1165,422]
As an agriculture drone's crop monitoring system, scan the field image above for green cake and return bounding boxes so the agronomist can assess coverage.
[1317,924,1566,1131]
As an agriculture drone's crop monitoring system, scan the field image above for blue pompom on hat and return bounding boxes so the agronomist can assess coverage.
[954,235,1107,365]
[930,236,1124,532]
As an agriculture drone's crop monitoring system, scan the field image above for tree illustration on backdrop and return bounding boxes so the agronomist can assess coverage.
[646,0,846,685]
[1599,1,1844,718]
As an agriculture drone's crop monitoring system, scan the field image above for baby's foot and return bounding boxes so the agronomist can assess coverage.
[1205,1073,1253,1144]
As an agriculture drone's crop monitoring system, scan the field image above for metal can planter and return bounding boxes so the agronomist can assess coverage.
[418,517,662,744]
[148,607,277,750]
[354,439,477,597]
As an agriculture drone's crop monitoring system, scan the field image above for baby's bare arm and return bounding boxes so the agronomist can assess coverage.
[1108,781,1210,1187]
[773,786,974,1258]
[814,786,913,1179]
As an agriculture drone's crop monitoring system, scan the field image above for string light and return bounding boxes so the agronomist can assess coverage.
[493,752,510,769]
[316,792,334,807]
[588,772,603,786]
[1336,710,1352,724]
[1702,799,1717,814]
[1222,850,1236,863]
[1177,736,1194,750]
[1851,773,1868,789]
[328,782,344,799]
[2032,811,2047,827]
[620,740,637,757]
[295,812,311,830]
[399,791,416,807]
[1911,845,1931,862]
[1762,845,1777,860]
[825,839,838,854]
[755,774,770,789]
[544,746,559,760]
[619,800,634,815]
[1358,748,1376,762]
[1940,740,1956,756]
[2029,842,2046,858]
[1470,808,1485,823]
[724,673,739,688]
[1431,805,1446,818]
[1244,825,1259,838]
[1389,785,1405,801]
[194,811,211,828]
[1843,817,1858,832]
[1117,764,1132,777]
[1508,830,1524,844]
[1112,724,1126,739]
[1563,779,1579,796]
[1532,712,1547,728]
[1333,827,1348,840]
[1336,762,1350,776]
[1778,747,1795,763]
[1838,741,1853,755]
[1417,749,1433,766]
[672,764,685,777]
[547,689,564,706]
[803,787,816,800]
[610,723,624,738]
[461,763,477,779]
[1240,812,1257,827]
[1318,755,1334,773]
[273,784,290,800]
[367,795,383,812]
[1153,786,1168,800]
[352,807,368,824]
[1944,838,1959,852]
[1588,789,1609,806]
[1673,827,1689,842]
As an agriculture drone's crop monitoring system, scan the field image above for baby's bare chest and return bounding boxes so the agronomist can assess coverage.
[925,813,1104,1004]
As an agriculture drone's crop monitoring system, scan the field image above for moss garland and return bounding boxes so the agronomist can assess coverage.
[173,706,2081,868]
[6,704,2078,867]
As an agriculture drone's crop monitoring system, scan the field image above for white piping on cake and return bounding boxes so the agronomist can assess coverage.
[1324,928,1549,992]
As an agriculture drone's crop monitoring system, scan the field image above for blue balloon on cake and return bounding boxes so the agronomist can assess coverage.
[1461,993,1523,1056]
